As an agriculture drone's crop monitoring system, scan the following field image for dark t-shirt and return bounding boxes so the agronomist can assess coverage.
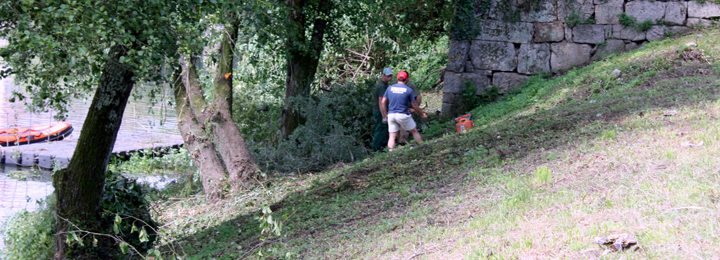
[383,83,416,115]
[373,79,389,113]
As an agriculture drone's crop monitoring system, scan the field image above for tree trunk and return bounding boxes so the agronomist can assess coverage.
[52,44,135,259]
[280,0,332,137]
[172,21,259,199]
[173,64,227,201]
[210,21,259,191]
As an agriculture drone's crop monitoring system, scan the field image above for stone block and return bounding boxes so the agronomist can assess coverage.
[442,70,492,94]
[625,42,639,51]
[688,1,720,18]
[470,40,517,71]
[520,0,557,22]
[518,43,551,74]
[604,25,614,39]
[465,61,474,72]
[595,5,623,24]
[558,0,595,22]
[447,40,470,72]
[493,72,530,94]
[686,18,714,27]
[666,26,690,36]
[665,2,688,26]
[20,152,36,167]
[476,19,534,43]
[626,1,667,24]
[38,154,55,169]
[53,157,71,169]
[565,26,573,42]
[551,42,592,72]
[646,26,666,42]
[441,92,466,119]
[573,24,606,43]
[592,39,626,61]
[534,22,565,42]
[594,0,623,7]
[613,24,646,41]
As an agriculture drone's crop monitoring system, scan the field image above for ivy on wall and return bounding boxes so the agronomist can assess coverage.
[452,0,480,40]
[452,0,548,40]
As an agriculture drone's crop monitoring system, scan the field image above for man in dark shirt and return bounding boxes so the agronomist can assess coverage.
[372,68,394,151]
[380,71,428,152]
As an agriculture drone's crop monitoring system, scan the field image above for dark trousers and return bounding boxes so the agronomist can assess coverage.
[372,111,388,151]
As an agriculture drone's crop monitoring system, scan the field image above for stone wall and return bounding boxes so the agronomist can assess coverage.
[442,0,720,117]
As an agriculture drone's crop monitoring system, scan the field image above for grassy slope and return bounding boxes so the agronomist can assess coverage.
[157,29,720,259]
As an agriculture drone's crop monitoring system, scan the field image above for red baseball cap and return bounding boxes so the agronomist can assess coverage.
[397,71,408,80]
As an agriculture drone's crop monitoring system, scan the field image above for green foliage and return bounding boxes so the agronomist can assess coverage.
[0,196,55,260]
[618,13,637,27]
[636,19,654,31]
[461,81,480,110]
[463,145,490,165]
[2,173,157,259]
[478,0,493,15]
[565,12,583,27]
[99,172,159,255]
[0,0,180,118]
[5,169,40,181]
[617,12,653,31]
[110,148,195,176]
[566,11,596,27]
[533,166,552,185]
[601,130,616,140]
[423,120,455,139]
[452,0,480,39]
[391,37,449,91]
[250,80,374,173]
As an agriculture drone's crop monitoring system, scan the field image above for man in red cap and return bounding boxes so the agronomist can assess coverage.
[380,71,428,152]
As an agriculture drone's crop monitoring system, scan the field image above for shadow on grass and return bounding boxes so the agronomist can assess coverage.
[172,54,720,259]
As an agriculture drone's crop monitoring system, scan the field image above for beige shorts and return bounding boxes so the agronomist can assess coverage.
[388,113,416,133]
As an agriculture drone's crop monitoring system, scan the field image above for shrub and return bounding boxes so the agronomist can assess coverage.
[99,171,159,255]
[0,195,55,260]
[617,13,637,27]
[635,19,654,31]
[251,80,375,173]
[1,174,157,259]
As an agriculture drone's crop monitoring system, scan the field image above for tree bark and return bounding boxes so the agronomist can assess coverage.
[173,64,227,201]
[280,0,332,137]
[52,44,135,259]
[172,21,259,199]
[210,21,259,191]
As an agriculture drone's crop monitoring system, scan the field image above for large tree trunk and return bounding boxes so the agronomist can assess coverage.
[174,64,227,201]
[52,44,135,259]
[210,21,259,191]
[173,21,259,199]
[280,0,332,137]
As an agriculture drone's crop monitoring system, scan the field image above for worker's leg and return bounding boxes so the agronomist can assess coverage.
[388,131,398,152]
[372,111,388,151]
[409,128,423,143]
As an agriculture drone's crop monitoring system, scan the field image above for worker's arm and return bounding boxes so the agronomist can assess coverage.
[411,101,427,120]
[409,94,423,114]
[380,97,388,118]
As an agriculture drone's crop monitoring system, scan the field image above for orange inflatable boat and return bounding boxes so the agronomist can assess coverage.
[0,121,73,146]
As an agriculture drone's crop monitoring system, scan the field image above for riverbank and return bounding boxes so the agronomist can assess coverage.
[153,28,720,259]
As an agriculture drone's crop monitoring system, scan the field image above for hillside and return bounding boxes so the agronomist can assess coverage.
[156,28,720,259]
